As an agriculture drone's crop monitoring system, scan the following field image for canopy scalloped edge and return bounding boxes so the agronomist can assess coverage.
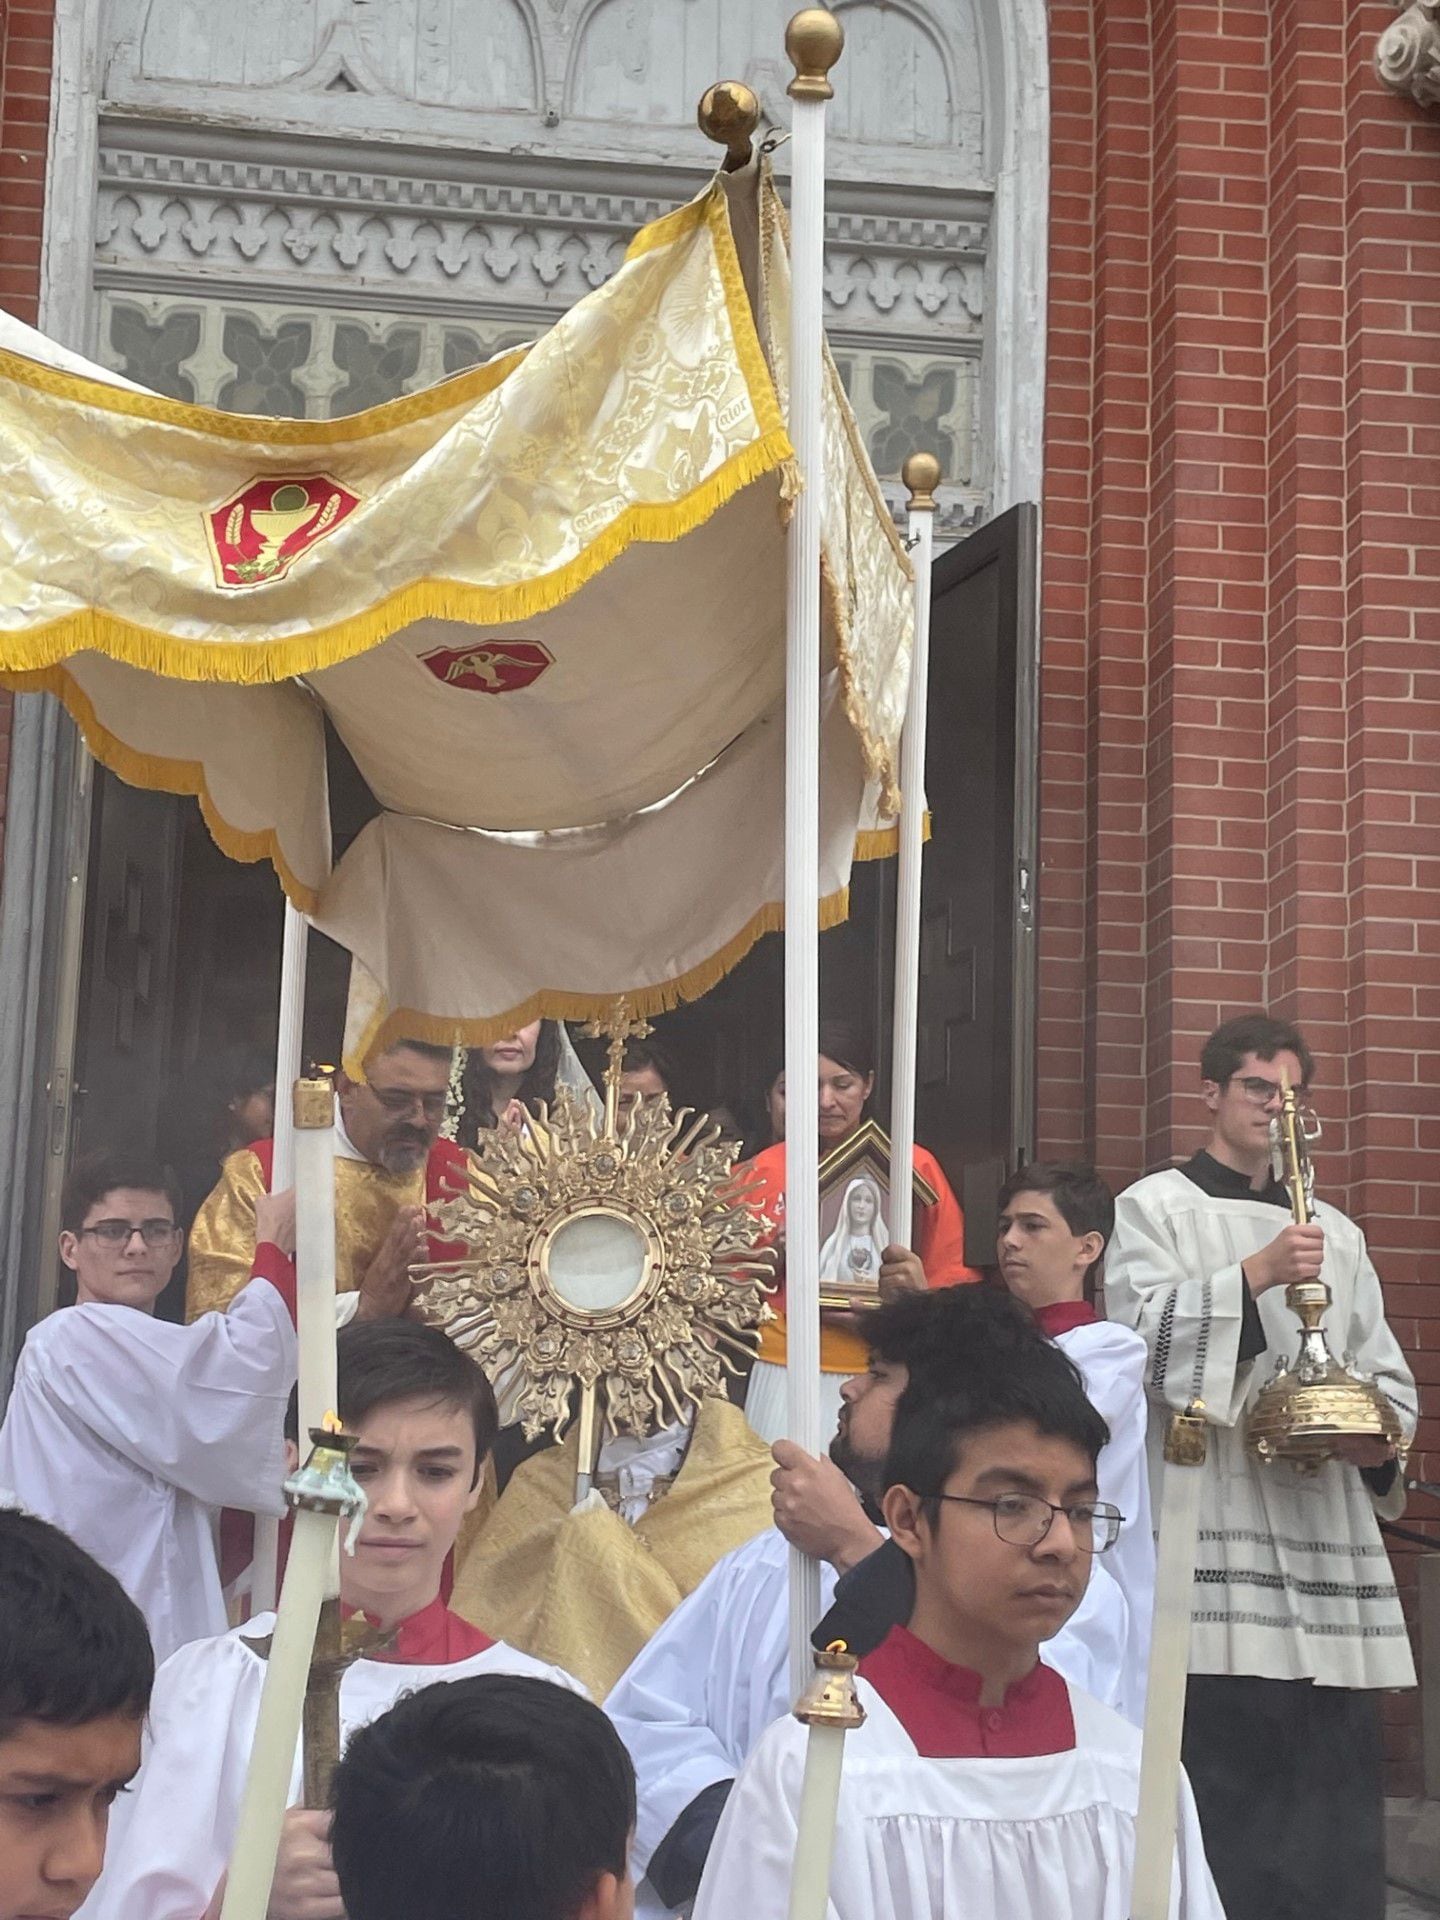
[342,883,856,1074]
[4,663,321,912]
[0,430,790,689]
[337,817,927,1076]
[0,189,789,689]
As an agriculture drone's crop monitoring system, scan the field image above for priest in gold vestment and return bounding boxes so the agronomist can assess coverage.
[187,1038,469,1319]
[452,1394,773,1699]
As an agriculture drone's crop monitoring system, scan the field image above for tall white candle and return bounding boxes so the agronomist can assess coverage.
[786,1719,846,1920]
[219,1502,336,1920]
[783,2,844,1705]
[253,902,310,1616]
[888,456,938,1250]
[294,1078,339,1596]
[1130,1406,1208,1920]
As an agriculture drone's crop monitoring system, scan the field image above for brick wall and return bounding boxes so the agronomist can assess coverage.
[1039,0,1440,1793]
[0,0,56,864]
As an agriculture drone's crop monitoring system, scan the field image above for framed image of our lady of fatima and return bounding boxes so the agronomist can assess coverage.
[816,1117,939,1310]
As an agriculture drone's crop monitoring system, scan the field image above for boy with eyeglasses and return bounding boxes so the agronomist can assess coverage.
[0,1149,301,1663]
[1106,1013,1416,1920]
[693,1325,1224,1920]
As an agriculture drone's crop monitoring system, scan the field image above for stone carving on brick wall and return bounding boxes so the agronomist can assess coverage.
[1375,0,1440,110]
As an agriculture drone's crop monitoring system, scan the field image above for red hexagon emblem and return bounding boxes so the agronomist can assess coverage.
[206,473,361,588]
[420,639,555,695]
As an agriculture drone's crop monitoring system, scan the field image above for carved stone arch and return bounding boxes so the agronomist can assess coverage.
[827,0,968,154]
[133,0,321,88]
[562,0,719,125]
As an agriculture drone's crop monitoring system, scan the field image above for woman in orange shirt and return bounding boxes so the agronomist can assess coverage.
[740,1020,981,1443]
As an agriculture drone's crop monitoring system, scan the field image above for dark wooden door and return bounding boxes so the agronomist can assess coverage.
[72,771,183,1166]
[621,502,1039,1239]
[915,502,1038,1259]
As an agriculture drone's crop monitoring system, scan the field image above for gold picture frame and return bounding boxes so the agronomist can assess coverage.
[816,1117,938,1310]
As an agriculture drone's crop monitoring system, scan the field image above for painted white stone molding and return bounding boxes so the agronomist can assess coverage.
[1376,0,1440,109]
[95,126,992,340]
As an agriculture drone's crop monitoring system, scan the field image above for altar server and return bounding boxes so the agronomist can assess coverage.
[86,1320,583,1920]
[996,1161,1155,1720]
[692,1331,1224,1920]
[0,1511,153,1920]
[0,1150,298,1664]
[606,1287,1133,1915]
[331,1674,635,1920]
[1106,1013,1416,1920]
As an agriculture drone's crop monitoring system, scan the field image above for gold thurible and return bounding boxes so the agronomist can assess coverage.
[698,81,761,168]
[902,452,942,514]
[785,8,845,100]
[1244,1075,1405,1469]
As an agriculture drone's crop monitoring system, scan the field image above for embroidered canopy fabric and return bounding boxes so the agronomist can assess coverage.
[0,165,912,1041]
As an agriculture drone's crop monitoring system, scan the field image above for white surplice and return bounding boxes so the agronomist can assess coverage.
[691,1677,1225,1920]
[1107,1169,1417,1688]
[1055,1317,1157,1722]
[0,1272,295,1664]
[607,1523,1131,1889]
[84,1619,583,1920]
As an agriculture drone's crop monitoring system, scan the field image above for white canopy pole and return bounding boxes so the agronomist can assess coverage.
[251,899,310,1614]
[1130,1404,1208,1919]
[271,901,309,1190]
[784,5,844,1701]
[888,454,940,1249]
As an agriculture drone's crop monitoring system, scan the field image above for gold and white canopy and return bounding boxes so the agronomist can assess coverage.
[0,165,911,1043]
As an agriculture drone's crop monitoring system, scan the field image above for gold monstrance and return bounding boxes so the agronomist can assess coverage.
[1245,1077,1404,1468]
[415,1001,773,1493]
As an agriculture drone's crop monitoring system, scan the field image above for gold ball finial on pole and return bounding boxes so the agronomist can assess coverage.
[786,7,844,100]
[698,80,761,169]
[902,452,942,514]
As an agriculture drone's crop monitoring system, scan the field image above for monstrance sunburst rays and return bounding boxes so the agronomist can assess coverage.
[414,1084,774,1442]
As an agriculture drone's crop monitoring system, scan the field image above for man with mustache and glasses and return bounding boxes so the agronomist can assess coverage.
[186,1038,467,1323]
[606,1288,1134,1919]
[692,1321,1224,1920]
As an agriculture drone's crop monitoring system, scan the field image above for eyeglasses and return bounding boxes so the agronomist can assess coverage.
[79,1218,180,1249]
[1230,1075,1308,1107]
[928,1491,1124,1554]
[369,1086,448,1123]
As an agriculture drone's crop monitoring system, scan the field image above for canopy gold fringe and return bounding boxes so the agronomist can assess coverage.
[343,883,857,1076]
[0,429,792,689]
[5,664,321,912]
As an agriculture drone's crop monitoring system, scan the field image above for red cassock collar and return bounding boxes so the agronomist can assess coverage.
[1032,1299,1099,1338]
[859,1625,1076,1757]
[344,1591,494,1664]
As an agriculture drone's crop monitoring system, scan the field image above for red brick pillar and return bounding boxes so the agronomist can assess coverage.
[1038,0,1440,1794]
